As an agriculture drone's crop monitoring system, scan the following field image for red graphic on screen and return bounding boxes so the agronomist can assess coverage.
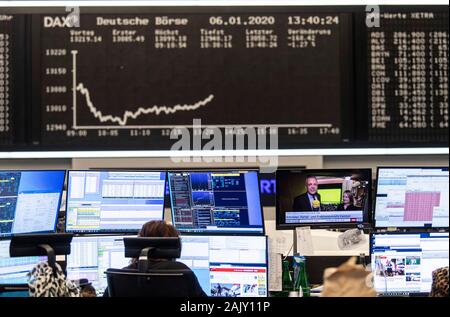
[403,192,441,222]
[174,209,194,224]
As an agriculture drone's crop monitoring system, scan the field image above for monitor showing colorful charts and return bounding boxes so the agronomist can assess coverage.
[374,167,449,228]
[0,170,66,238]
[168,170,264,234]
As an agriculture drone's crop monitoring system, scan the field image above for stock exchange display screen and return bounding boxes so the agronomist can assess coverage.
[368,10,449,143]
[39,11,348,149]
[0,14,14,145]
[168,170,264,234]
[0,6,447,151]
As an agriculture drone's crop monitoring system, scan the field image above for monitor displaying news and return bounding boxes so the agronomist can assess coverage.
[0,170,66,238]
[66,171,166,233]
[0,239,46,285]
[371,232,449,295]
[374,167,449,228]
[66,235,131,295]
[276,169,372,229]
[168,170,264,234]
[179,235,268,297]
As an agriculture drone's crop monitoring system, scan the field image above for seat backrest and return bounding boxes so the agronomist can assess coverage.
[105,268,196,297]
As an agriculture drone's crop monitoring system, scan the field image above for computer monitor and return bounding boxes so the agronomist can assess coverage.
[374,167,449,228]
[66,170,166,233]
[276,169,372,229]
[167,170,264,234]
[66,235,132,295]
[370,232,449,296]
[0,239,46,285]
[179,235,268,297]
[0,170,66,238]
[67,234,268,297]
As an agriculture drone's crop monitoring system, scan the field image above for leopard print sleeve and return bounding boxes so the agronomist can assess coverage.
[430,267,449,297]
[28,261,81,297]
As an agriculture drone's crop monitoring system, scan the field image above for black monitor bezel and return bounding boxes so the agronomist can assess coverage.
[373,166,449,230]
[276,168,373,230]
[65,169,167,235]
[0,169,66,240]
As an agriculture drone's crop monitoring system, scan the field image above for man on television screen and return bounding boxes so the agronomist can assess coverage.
[292,175,321,211]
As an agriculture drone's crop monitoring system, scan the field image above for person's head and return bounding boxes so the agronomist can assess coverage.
[131,220,180,267]
[342,190,354,205]
[137,220,179,238]
[80,284,96,297]
[305,176,319,195]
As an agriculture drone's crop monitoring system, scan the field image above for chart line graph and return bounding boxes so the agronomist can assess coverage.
[71,50,215,128]
[70,50,331,130]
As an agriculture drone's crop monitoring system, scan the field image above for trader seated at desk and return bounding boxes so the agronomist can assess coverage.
[292,175,322,211]
[103,220,206,297]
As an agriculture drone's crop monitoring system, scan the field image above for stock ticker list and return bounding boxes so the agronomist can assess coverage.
[0,15,13,145]
[368,11,449,143]
[40,13,346,149]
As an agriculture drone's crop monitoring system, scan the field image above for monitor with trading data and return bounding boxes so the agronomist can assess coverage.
[66,235,131,295]
[276,169,372,229]
[374,167,449,228]
[0,170,66,238]
[0,239,46,285]
[66,234,268,297]
[371,232,449,296]
[66,171,166,233]
[179,235,268,297]
[168,170,264,234]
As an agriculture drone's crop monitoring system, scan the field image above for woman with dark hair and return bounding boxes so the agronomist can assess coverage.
[128,220,182,268]
[337,190,358,211]
[104,220,207,297]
